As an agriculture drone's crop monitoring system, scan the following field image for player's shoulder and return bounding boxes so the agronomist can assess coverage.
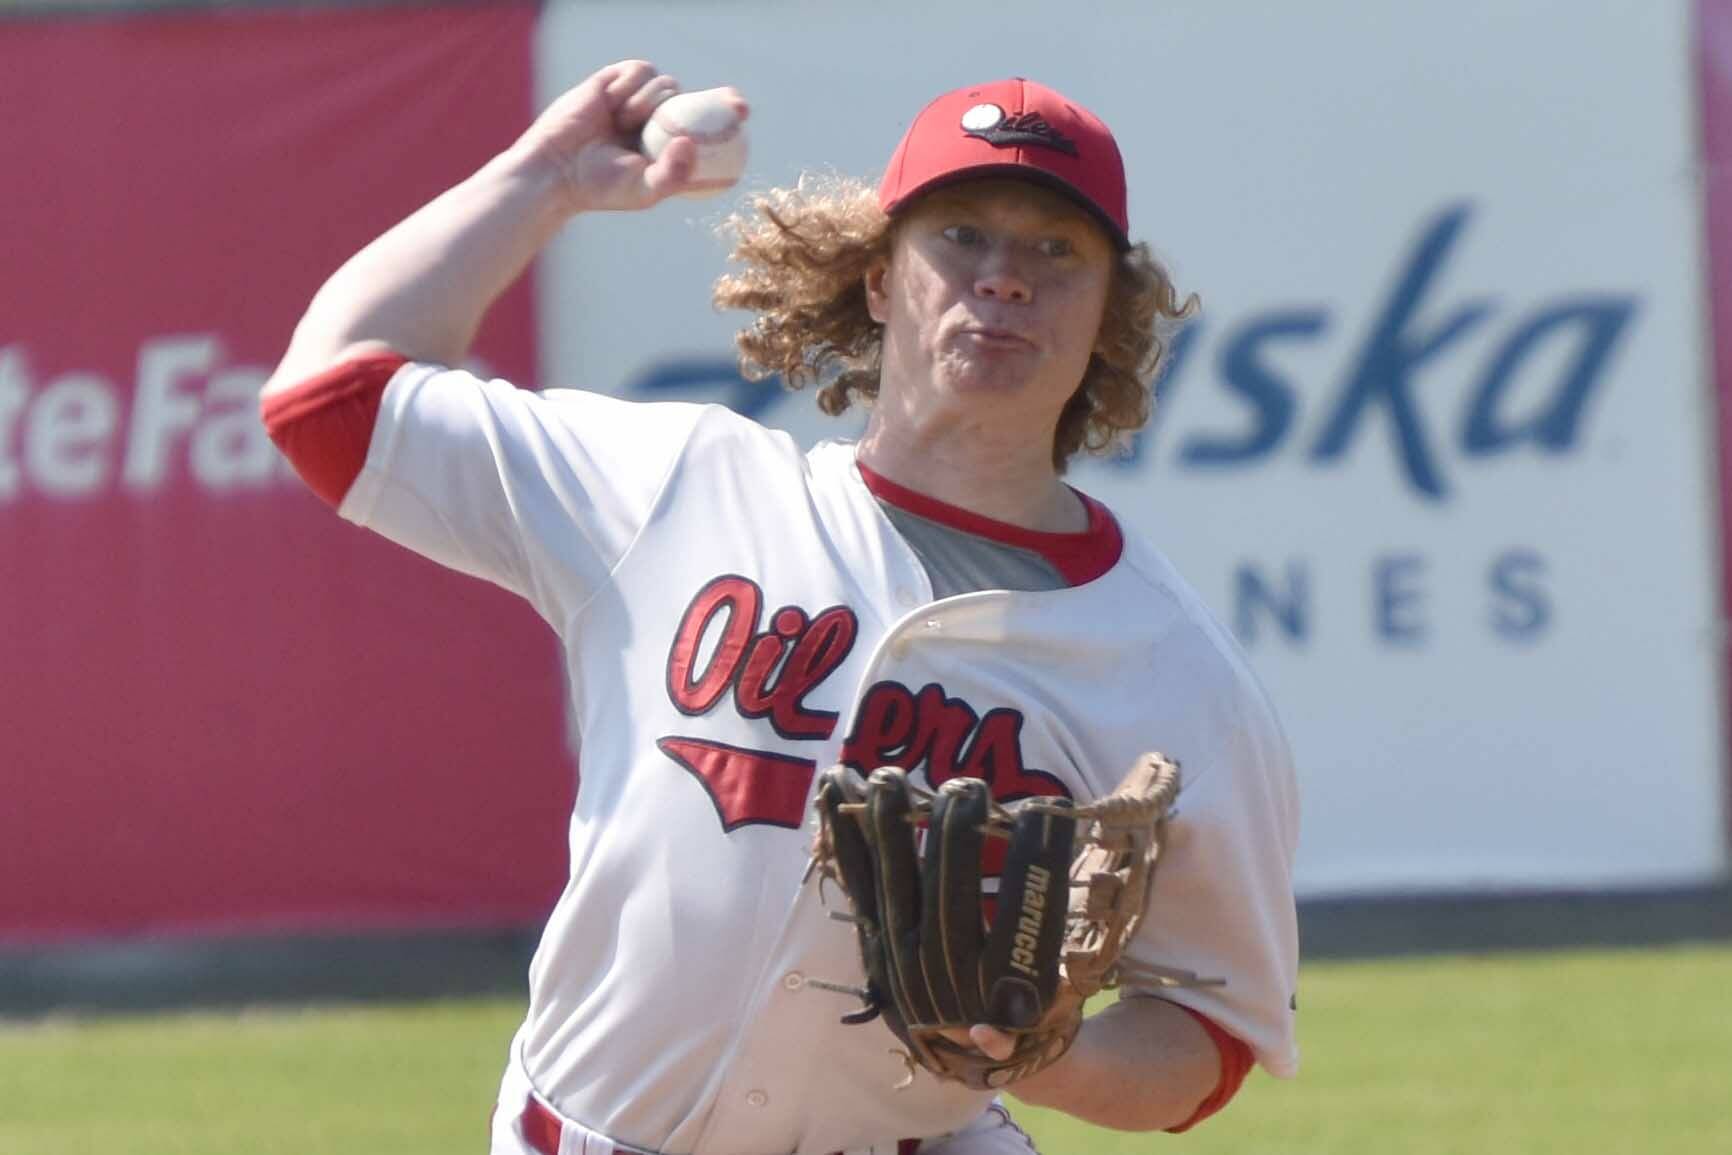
[1108,521,1283,728]
[1103,521,1296,829]
[1110,528,1231,648]
[509,377,798,466]
[802,436,861,478]
[535,382,708,428]
[395,368,826,495]
[679,397,804,456]
[636,399,822,494]
[394,363,716,433]
[406,367,832,483]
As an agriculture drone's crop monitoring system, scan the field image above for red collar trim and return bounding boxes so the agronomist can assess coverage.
[856,459,1123,587]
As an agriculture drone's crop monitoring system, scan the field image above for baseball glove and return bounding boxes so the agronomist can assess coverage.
[806,752,1219,1091]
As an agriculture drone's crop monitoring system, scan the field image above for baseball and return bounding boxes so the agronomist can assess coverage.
[639,87,749,198]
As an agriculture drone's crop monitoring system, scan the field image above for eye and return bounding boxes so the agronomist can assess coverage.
[942,224,983,247]
[1035,237,1075,258]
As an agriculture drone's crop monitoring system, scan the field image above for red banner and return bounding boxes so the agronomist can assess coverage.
[0,3,568,942]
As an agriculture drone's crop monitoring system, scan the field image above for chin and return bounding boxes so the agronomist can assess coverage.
[934,356,1038,397]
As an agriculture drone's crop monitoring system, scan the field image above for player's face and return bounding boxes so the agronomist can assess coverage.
[867,180,1114,426]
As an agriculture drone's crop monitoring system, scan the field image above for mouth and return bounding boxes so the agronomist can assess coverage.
[956,326,1037,351]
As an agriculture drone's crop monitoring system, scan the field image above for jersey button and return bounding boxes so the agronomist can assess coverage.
[782,971,805,991]
[746,1090,769,1108]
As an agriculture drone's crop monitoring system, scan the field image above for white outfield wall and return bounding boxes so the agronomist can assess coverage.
[532,0,1728,896]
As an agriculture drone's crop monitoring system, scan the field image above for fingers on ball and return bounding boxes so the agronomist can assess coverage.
[601,59,658,104]
[645,136,699,195]
[619,73,681,133]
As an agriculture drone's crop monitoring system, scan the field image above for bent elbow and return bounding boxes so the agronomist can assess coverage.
[260,351,406,507]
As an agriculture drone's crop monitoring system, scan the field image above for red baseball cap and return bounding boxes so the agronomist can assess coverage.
[878,78,1130,250]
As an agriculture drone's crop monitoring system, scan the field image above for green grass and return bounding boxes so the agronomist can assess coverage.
[2,945,1728,1154]
[1021,943,1732,1154]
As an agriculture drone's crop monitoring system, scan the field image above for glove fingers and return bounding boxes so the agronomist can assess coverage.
[866,768,937,1030]
[815,766,878,923]
[921,777,989,1025]
[817,764,897,1023]
[982,801,1075,1030]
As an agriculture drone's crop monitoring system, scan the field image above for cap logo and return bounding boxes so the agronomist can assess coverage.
[959,103,1079,157]
[960,103,1005,132]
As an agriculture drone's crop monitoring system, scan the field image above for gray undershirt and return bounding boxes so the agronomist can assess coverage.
[878,502,1068,599]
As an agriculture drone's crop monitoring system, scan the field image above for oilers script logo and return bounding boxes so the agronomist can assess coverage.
[658,574,1073,832]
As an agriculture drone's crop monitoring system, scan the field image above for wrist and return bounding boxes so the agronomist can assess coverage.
[1004,1047,1072,1108]
[490,140,589,224]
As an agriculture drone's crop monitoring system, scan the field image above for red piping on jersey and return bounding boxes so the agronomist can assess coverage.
[260,351,409,507]
[1166,1003,1255,1132]
[855,459,1123,586]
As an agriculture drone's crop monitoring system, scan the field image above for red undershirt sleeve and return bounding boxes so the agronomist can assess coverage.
[1165,1003,1257,1133]
[260,351,410,508]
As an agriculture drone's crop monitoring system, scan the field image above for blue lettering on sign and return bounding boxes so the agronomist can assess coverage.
[1374,553,1429,645]
[1488,549,1550,641]
[621,203,1639,504]
[1461,299,1634,457]
[1182,311,1323,467]
[1233,560,1310,647]
[1182,204,1639,498]
[1311,207,1494,497]
[1228,548,1555,651]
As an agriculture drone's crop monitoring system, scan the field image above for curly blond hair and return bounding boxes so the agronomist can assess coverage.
[712,173,1195,470]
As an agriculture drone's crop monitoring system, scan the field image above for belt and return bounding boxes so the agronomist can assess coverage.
[520,1094,567,1155]
[516,1095,921,1155]
[520,1094,655,1155]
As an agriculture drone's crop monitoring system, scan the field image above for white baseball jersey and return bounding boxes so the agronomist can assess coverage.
[333,362,1300,1155]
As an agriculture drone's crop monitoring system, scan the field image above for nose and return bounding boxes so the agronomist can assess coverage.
[973,248,1032,305]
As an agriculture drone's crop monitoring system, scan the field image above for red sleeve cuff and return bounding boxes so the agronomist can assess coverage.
[1165,1003,1257,1133]
[261,352,409,508]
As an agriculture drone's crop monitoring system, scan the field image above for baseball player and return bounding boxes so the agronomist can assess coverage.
[260,63,1299,1155]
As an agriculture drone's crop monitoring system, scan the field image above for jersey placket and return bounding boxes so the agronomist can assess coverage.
[687,588,1014,1154]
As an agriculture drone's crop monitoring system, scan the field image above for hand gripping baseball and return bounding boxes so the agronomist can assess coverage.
[515,60,749,215]
[807,753,1223,1091]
